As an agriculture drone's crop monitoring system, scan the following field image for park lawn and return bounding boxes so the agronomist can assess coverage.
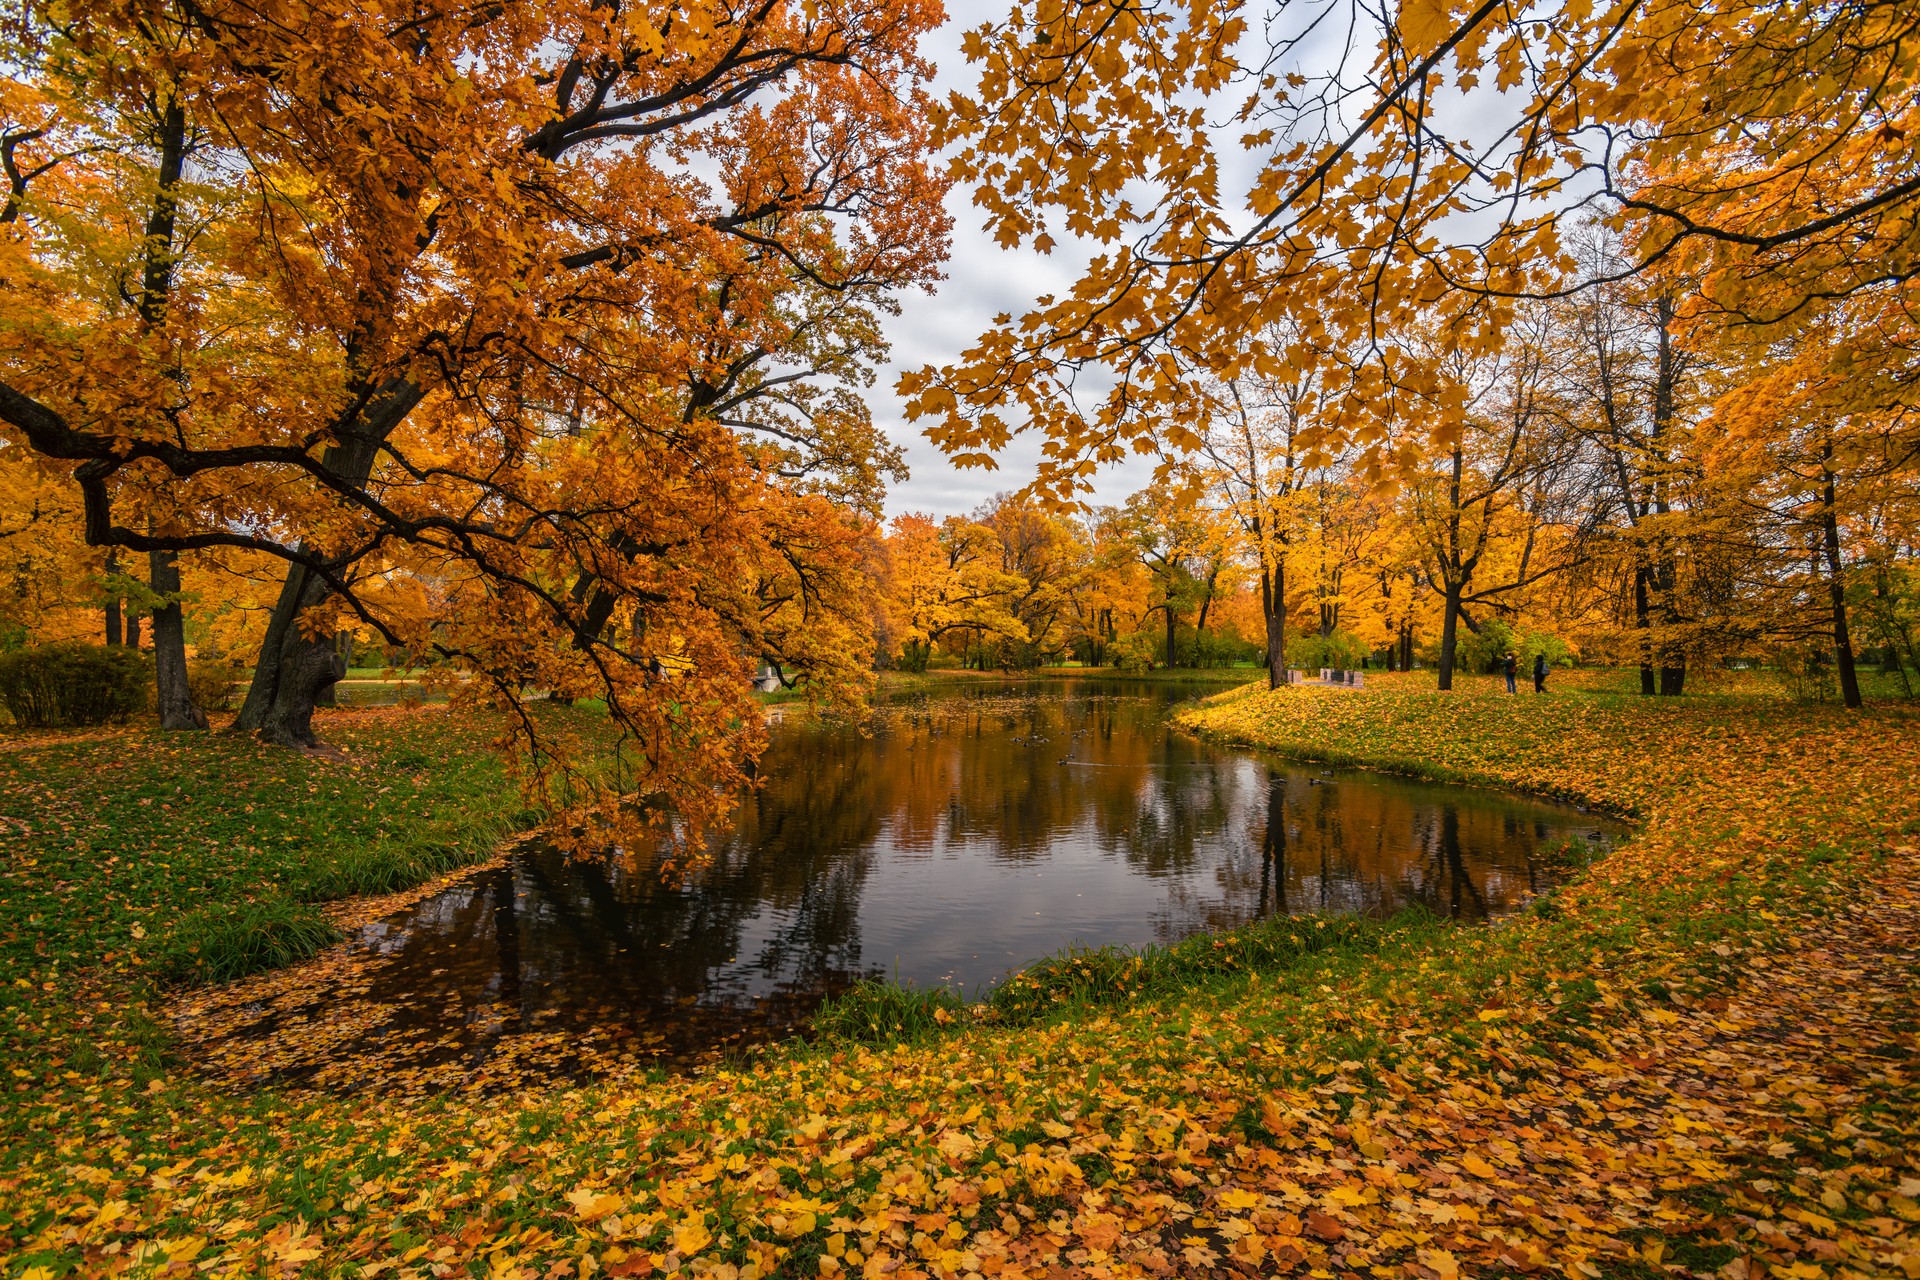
[0,680,1913,1279]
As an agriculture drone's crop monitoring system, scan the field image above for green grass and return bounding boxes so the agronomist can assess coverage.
[0,708,556,1076]
[810,909,1410,1047]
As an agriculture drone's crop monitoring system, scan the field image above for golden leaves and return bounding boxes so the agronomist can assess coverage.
[1396,0,1459,59]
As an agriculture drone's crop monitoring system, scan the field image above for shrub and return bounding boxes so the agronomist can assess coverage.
[0,641,150,728]
[187,657,245,713]
[1109,630,1155,672]
[810,977,964,1042]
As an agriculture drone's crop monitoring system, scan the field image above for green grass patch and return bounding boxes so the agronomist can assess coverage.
[152,897,346,984]
[811,909,1414,1047]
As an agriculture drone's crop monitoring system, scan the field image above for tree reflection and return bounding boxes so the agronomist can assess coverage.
[234,682,1620,1082]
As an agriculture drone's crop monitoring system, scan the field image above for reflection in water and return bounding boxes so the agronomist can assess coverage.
[180,683,1624,1088]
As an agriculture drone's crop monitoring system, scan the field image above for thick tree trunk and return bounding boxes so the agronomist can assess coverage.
[1635,565,1656,696]
[1437,586,1462,691]
[1822,468,1863,709]
[233,565,345,746]
[1164,604,1177,670]
[1261,564,1287,690]
[232,405,398,746]
[149,547,206,730]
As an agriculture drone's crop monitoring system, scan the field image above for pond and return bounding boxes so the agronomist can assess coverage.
[177,681,1626,1090]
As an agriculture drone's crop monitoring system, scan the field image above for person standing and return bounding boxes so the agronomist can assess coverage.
[1533,652,1548,693]
[1503,651,1518,694]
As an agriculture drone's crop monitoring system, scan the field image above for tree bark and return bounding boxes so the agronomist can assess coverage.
[1635,565,1656,696]
[103,551,123,646]
[1261,562,1287,690]
[1648,297,1686,697]
[232,401,402,745]
[1437,585,1461,691]
[149,547,207,730]
[139,100,203,730]
[232,564,347,747]
[1822,457,1863,709]
[1194,568,1218,666]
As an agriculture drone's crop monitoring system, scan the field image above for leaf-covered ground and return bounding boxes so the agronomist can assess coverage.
[2,677,1916,1279]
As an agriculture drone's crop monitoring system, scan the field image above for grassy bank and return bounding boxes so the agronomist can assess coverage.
[0,707,542,1082]
[2,680,1915,1279]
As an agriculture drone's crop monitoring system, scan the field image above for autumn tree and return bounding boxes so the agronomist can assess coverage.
[1,0,947,841]
[1194,346,1325,689]
[879,512,1027,672]
[969,492,1090,667]
[1401,311,1595,689]
[1117,482,1232,667]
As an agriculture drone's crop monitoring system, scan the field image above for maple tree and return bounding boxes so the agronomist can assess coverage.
[898,0,1918,695]
[908,0,1918,478]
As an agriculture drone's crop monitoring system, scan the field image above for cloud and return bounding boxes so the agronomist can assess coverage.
[876,20,1164,519]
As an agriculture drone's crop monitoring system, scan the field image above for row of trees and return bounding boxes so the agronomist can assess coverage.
[1181,229,1920,705]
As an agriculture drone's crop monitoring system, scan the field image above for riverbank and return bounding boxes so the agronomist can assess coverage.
[3,682,1916,1278]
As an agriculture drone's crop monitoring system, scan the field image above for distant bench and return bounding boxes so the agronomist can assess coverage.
[1281,668,1366,688]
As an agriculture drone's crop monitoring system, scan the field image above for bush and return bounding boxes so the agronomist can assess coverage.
[187,656,245,712]
[1109,631,1155,673]
[0,641,150,728]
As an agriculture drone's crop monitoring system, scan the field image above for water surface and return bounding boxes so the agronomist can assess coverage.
[180,681,1623,1088]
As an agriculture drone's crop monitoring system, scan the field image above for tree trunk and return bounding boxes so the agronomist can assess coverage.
[232,564,346,747]
[1822,463,1863,709]
[103,551,123,646]
[1194,570,1218,667]
[1635,565,1656,696]
[135,100,203,731]
[1648,298,1686,697]
[149,547,206,730]
[1437,585,1462,691]
[1164,603,1177,670]
[1261,563,1287,690]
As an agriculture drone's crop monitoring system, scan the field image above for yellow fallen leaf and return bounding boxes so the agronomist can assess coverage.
[675,1216,713,1256]
[1219,1187,1262,1211]
[1460,1153,1499,1179]
[567,1188,624,1222]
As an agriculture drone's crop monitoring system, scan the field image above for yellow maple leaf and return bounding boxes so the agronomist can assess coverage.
[674,1216,713,1256]
[566,1188,624,1222]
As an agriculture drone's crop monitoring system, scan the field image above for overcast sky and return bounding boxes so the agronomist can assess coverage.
[874,20,1165,521]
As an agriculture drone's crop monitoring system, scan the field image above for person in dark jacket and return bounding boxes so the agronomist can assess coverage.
[1533,652,1548,693]
[1502,652,1518,694]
